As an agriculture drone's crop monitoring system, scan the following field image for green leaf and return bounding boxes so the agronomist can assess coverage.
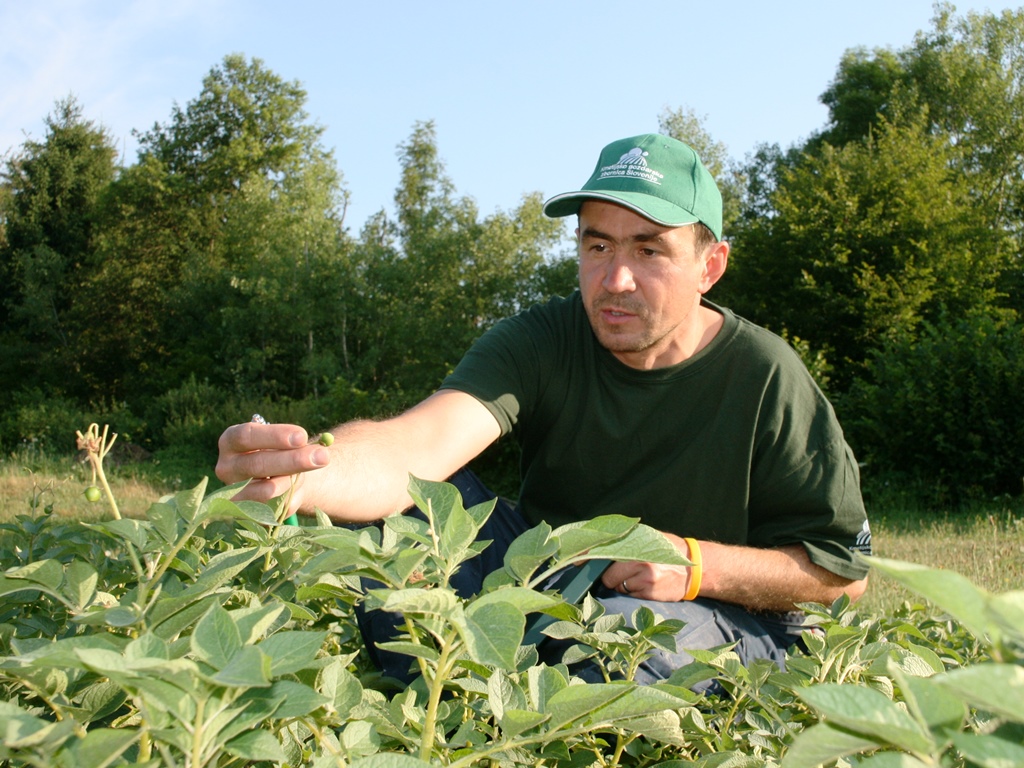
[7,633,125,667]
[318,660,364,718]
[439,499,480,562]
[988,590,1024,646]
[149,594,220,640]
[844,755,932,767]
[88,518,151,551]
[407,475,464,528]
[527,664,569,712]
[257,630,328,676]
[340,719,382,759]
[234,602,290,645]
[504,521,558,581]
[190,547,263,593]
[553,515,639,559]
[376,641,440,663]
[952,732,1024,768]
[0,700,75,748]
[781,722,887,768]
[461,600,524,670]
[125,633,170,662]
[71,680,127,724]
[172,478,209,524]
[62,560,98,610]
[54,727,138,768]
[148,500,182,544]
[487,669,527,720]
[583,685,692,726]
[936,663,1024,722]
[904,642,945,675]
[499,708,549,738]
[231,499,278,526]
[223,728,287,762]
[471,585,560,615]
[866,556,992,640]
[796,683,934,754]
[380,587,459,616]
[191,603,242,669]
[4,559,64,590]
[209,645,272,688]
[392,547,430,586]
[586,523,691,566]
[543,682,632,730]
[896,669,966,732]
[237,680,326,720]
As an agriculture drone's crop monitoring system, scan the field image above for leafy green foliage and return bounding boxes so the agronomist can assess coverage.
[2,473,1024,765]
[0,474,693,766]
[727,110,1006,392]
[0,97,118,399]
[843,313,1024,498]
[1,471,1021,767]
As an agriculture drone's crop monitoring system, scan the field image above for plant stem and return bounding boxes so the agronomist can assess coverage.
[419,627,460,761]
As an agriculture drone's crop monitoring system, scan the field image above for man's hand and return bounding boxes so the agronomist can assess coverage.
[600,532,696,602]
[600,532,867,611]
[215,421,331,507]
[213,390,502,523]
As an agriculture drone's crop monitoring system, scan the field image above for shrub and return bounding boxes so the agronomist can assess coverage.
[0,390,142,455]
[842,313,1024,501]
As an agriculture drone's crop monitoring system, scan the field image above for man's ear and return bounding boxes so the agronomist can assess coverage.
[700,240,730,293]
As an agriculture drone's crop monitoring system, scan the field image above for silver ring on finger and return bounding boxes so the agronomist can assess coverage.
[622,579,630,593]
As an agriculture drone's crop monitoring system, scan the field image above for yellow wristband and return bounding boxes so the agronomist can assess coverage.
[683,537,702,601]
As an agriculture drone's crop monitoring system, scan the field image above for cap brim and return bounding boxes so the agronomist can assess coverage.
[543,190,701,228]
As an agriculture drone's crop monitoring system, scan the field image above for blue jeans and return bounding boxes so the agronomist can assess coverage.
[355,469,809,692]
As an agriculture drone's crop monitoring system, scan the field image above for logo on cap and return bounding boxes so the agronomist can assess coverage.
[598,147,664,186]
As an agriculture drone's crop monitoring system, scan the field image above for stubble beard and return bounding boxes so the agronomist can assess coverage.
[586,295,660,354]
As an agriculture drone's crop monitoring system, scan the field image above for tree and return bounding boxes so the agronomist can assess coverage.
[0,97,117,397]
[727,111,1006,391]
[345,121,564,402]
[805,5,1024,313]
[816,47,904,149]
[76,55,350,403]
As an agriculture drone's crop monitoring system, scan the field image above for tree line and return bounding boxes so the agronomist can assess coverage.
[2,5,1022,501]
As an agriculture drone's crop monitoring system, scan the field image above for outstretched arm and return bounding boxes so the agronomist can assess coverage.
[601,534,866,611]
[215,389,502,523]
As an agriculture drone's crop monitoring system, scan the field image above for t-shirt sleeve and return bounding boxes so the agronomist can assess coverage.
[438,311,542,436]
[746,352,872,581]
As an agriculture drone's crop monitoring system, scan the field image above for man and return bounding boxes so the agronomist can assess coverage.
[217,133,871,686]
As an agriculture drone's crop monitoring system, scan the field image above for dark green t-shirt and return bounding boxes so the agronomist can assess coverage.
[440,292,871,580]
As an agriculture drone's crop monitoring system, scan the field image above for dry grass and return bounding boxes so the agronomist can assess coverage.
[0,454,173,522]
[862,506,1024,615]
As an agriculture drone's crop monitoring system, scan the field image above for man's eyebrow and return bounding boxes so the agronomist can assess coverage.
[580,226,669,244]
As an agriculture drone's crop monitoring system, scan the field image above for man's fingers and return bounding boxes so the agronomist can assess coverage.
[220,422,308,452]
[216,422,328,484]
[233,444,330,480]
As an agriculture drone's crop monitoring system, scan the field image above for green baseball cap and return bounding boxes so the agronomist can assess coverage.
[543,133,723,240]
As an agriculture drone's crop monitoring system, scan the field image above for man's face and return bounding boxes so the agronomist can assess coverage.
[576,200,726,370]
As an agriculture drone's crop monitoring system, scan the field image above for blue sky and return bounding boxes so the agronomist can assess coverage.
[1,1,1005,234]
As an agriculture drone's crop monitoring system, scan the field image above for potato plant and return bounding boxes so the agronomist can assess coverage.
[0,429,1020,766]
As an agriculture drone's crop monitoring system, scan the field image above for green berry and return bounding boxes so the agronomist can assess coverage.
[318,432,335,447]
[84,486,102,503]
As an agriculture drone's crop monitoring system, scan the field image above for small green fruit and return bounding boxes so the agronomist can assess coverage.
[84,486,102,503]
[318,432,335,447]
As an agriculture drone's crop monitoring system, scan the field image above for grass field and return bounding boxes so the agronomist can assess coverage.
[2,450,1022,617]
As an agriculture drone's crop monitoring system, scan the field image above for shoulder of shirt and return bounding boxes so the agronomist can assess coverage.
[704,298,806,368]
